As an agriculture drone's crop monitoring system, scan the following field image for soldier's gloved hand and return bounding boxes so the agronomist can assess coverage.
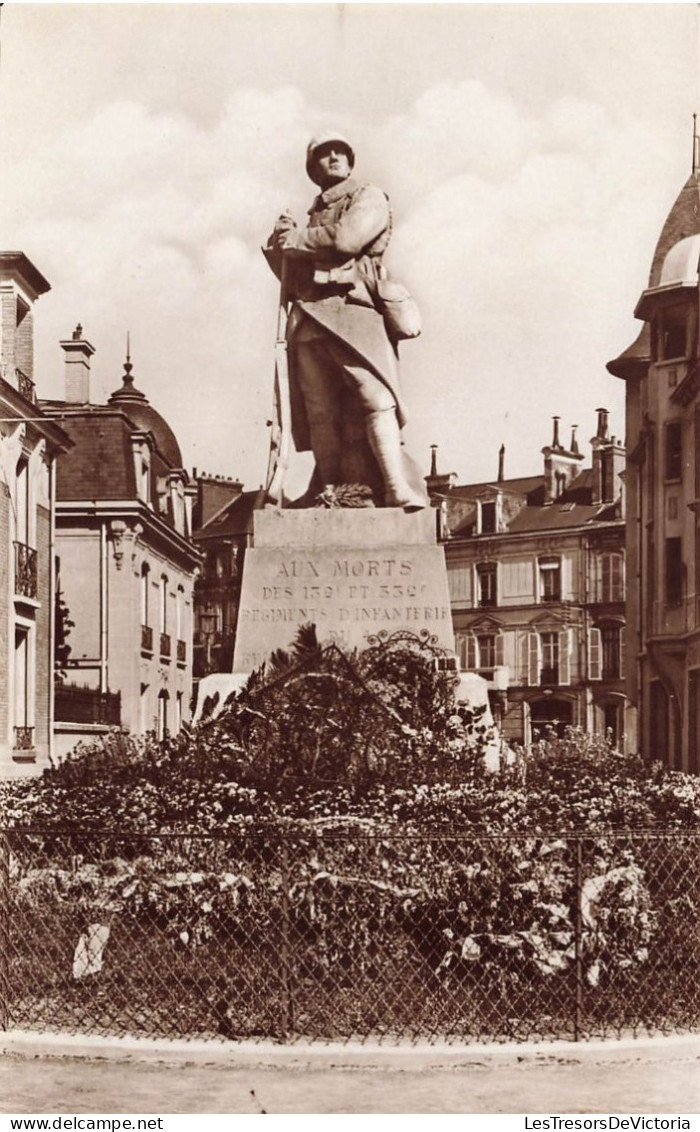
[276,227,300,251]
[273,211,297,235]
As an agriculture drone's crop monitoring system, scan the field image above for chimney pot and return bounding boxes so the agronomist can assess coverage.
[596,407,609,440]
[61,328,95,405]
[552,416,561,448]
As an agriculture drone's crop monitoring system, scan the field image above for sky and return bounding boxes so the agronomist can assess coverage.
[2,3,699,494]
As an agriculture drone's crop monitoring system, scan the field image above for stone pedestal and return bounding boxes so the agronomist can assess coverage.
[232,507,455,672]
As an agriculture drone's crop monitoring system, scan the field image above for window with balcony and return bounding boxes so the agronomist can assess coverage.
[13,624,33,752]
[140,563,150,624]
[13,455,36,600]
[601,625,624,680]
[665,537,683,607]
[157,691,169,742]
[665,421,683,481]
[597,552,624,603]
[657,305,687,361]
[540,631,559,685]
[695,404,700,499]
[476,633,496,672]
[159,575,168,634]
[176,584,185,650]
[476,563,497,608]
[140,564,152,653]
[539,557,561,603]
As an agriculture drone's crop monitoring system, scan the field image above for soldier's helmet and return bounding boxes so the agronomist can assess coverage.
[306,131,355,183]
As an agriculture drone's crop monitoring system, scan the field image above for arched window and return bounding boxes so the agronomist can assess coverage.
[176,585,184,643]
[140,564,150,627]
[159,575,168,634]
[157,690,169,742]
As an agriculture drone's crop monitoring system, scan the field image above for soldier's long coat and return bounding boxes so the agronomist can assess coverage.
[265,177,408,454]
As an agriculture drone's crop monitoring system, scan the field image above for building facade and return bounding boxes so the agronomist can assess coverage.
[429,412,632,750]
[191,476,264,679]
[0,253,71,777]
[608,160,700,772]
[41,333,200,755]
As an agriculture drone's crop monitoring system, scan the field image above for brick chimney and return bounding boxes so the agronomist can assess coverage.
[60,324,95,404]
[542,416,585,504]
[0,252,50,395]
[193,473,244,530]
[591,408,625,505]
[424,445,457,503]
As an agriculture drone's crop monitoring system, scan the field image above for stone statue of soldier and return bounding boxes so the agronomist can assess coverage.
[265,131,426,511]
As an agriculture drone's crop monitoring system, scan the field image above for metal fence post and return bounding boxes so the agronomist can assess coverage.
[573,837,583,1042]
[0,832,10,1031]
[279,838,294,1039]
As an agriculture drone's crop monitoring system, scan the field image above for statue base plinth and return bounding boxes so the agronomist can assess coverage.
[231,507,455,672]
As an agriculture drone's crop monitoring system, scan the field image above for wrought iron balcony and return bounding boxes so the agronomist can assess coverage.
[13,726,34,751]
[14,542,38,600]
[176,639,186,664]
[16,368,36,404]
[160,632,171,659]
[141,624,154,654]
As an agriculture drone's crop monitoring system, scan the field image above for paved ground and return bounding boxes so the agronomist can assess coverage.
[1,1034,699,1114]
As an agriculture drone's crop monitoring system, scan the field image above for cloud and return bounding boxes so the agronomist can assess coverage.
[5,76,662,490]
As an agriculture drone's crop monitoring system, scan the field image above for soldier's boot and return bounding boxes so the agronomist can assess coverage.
[366,409,426,511]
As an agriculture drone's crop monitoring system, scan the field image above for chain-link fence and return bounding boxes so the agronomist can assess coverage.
[2,828,699,1044]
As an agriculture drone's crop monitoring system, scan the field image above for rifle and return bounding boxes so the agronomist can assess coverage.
[264,256,291,508]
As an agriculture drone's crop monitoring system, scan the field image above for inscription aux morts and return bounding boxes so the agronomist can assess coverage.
[275,557,414,580]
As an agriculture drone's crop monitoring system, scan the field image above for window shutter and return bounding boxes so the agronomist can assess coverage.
[559,629,571,685]
[447,564,471,603]
[560,556,570,601]
[619,628,626,678]
[528,633,540,686]
[589,627,602,681]
[613,553,624,602]
[503,629,517,677]
[601,554,610,603]
[495,633,505,667]
[591,554,600,604]
[465,633,477,671]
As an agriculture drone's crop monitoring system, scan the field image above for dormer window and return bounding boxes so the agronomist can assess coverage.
[140,460,150,503]
[480,500,497,534]
[170,478,185,534]
[665,421,683,482]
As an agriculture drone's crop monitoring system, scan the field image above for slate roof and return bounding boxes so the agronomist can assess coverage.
[108,371,183,468]
[608,171,700,379]
[444,466,621,539]
[648,173,700,290]
[447,475,544,502]
[40,404,173,505]
[194,489,266,540]
[506,498,619,534]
